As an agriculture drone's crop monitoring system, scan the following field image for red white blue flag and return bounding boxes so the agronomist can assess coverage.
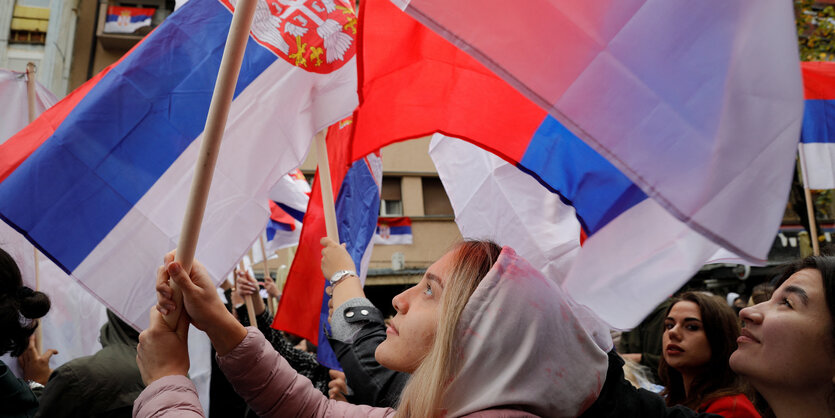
[274,116,382,369]
[0,0,358,330]
[372,217,413,245]
[800,61,835,190]
[353,0,802,328]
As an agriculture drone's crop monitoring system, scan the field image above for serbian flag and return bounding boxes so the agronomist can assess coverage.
[352,0,802,328]
[274,116,382,369]
[0,68,57,145]
[800,61,835,190]
[264,200,301,252]
[104,6,156,34]
[0,0,357,330]
[373,217,413,245]
[269,168,311,223]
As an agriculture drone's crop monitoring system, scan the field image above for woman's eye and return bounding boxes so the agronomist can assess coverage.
[423,283,433,296]
[686,325,700,332]
[781,297,793,309]
[664,322,674,330]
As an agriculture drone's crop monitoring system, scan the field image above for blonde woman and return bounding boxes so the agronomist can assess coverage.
[133,239,611,417]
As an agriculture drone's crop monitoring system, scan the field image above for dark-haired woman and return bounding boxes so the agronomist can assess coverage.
[659,292,759,417]
[0,247,52,417]
[730,255,835,417]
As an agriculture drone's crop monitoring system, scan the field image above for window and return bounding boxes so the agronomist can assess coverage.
[422,177,453,216]
[380,177,403,216]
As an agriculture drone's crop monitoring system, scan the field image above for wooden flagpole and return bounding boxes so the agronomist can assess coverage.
[798,145,821,256]
[257,235,272,315]
[316,131,339,241]
[26,62,43,352]
[162,0,259,329]
[238,260,258,326]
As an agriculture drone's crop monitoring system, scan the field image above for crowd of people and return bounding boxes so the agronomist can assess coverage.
[2,237,835,417]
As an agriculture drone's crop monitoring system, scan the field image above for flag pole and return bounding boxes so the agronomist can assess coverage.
[238,260,258,326]
[316,131,339,241]
[798,145,821,256]
[26,62,43,352]
[257,235,272,315]
[162,0,259,329]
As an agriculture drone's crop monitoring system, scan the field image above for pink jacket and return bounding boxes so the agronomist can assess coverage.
[133,328,536,417]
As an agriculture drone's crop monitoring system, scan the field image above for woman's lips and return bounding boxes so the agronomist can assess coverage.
[737,329,759,344]
[665,344,684,355]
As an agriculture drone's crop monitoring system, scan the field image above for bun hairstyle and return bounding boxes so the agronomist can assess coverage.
[0,247,51,356]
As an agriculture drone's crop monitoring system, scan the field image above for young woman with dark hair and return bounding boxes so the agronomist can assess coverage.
[658,291,758,417]
[0,247,52,417]
[730,255,835,418]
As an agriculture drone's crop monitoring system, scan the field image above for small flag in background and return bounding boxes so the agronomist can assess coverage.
[269,168,311,223]
[372,217,413,245]
[800,61,835,190]
[104,6,156,34]
[264,201,301,252]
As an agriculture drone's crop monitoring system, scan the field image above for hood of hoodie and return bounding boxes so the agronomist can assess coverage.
[100,309,140,348]
[443,247,611,417]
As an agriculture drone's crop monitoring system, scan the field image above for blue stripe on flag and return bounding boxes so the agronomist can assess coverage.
[276,202,306,223]
[106,14,153,23]
[801,99,835,144]
[0,0,277,271]
[519,116,647,235]
[387,225,411,235]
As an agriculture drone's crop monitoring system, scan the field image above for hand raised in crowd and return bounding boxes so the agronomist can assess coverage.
[320,237,356,280]
[263,275,281,299]
[155,250,246,356]
[136,306,190,385]
[235,268,266,316]
[18,335,57,385]
[328,369,349,402]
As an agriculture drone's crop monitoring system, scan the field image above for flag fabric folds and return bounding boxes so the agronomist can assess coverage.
[352,0,803,327]
[389,0,803,265]
[429,135,581,284]
[372,217,413,245]
[274,116,382,368]
[0,69,57,145]
[0,0,358,329]
[800,61,835,190]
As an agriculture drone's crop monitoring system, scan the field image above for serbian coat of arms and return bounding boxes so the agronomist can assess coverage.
[222,0,357,73]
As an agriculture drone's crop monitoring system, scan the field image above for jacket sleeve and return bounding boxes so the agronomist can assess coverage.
[328,303,409,407]
[237,306,331,396]
[217,327,394,418]
[35,365,84,418]
[132,375,204,418]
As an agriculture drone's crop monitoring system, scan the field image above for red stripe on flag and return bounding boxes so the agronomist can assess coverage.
[802,61,835,100]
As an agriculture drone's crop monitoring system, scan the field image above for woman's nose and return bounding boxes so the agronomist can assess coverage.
[739,305,763,325]
[392,290,408,313]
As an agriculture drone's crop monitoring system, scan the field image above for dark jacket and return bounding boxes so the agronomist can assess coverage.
[618,298,674,382]
[35,310,143,418]
[579,351,721,418]
[0,359,39,418]
[328,303,408,408]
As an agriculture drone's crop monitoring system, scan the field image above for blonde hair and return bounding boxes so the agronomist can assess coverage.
[395,240,501,417]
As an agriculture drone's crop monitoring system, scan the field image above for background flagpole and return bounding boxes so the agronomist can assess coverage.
[798,145,821,256]
[163,0,259,328]
[238,260,258,326]
[26,61,43,352]
[257,235,273,315]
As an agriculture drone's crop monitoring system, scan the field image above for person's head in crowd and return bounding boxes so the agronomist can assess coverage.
[0,247,50,356]
[730,255,835,417]
[748,282,775,306]
[658,291,749,410]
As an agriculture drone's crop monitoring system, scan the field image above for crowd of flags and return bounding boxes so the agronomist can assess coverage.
[0,0,830,377]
